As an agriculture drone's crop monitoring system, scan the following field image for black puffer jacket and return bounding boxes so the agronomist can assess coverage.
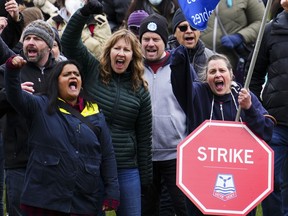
[249,11,288,126]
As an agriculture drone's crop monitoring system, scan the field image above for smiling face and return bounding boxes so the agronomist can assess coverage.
[174,21,201,49]
[58,64,82,105]
[141,31,166,61]
[110,38,133,74]
[207,58,233,96]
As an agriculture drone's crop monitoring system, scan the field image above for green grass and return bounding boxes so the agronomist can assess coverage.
[256,204,263,216]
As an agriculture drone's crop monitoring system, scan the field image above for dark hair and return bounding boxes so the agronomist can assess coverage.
[45,59,92,114]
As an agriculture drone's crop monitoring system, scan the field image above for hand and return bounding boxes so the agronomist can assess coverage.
[21,82,35,94]
[170,45,188,67]
[0,17,8,33]
[5,0,20,22]
[238,88,252,110]
[80,0,103,16]
[11,56,26,68]
[221,34,243,49]
[281,0,288,11]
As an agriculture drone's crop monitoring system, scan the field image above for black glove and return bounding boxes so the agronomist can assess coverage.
[80,0,103,16]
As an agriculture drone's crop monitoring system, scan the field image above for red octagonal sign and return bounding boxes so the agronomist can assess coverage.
[177,120,274,215]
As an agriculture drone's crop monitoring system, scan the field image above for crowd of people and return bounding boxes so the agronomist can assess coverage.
[0,0,287,215]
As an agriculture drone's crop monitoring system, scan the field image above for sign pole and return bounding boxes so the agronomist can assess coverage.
[235,0,273,121]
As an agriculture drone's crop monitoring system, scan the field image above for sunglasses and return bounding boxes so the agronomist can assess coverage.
[128,25,140,35]
[178,24,197,32]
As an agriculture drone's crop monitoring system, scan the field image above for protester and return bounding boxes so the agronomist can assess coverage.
[124,0,179,34]
[200,0,265,85]
[139,13,188,216]
[168,8,214,75]
[170,47,275,215]
[0,19,57,216]
[5,57,120,215]
[61,1,153,216]
[126,10,149,39]
[1,0,24,49]
[248,0,288,215]
[0,36,16,216]
[52,27,67,61]
[48,0,111,60]
[102,0,132,32]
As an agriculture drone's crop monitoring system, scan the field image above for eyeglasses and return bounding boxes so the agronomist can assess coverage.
[178,24,197,32]
[128,25,140,35]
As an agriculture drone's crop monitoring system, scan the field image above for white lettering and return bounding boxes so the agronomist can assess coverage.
[197,147,207,161]
[187,0,196,4]
[197,147,254,164]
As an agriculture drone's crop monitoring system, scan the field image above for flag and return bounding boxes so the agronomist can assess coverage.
[178,0,220,31]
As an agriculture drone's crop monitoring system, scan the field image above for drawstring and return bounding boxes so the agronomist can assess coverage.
[209,93,242,123]
[209,96,215,122]
[230,92,243,123]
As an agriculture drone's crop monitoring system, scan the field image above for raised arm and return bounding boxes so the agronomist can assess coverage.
[4,56,37,118]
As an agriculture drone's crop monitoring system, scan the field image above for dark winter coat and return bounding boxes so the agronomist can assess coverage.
[249,11,288,127]
[0,50,56,169]
[5,65,119,213]
[170,45,274,143]
[61,10,153,185]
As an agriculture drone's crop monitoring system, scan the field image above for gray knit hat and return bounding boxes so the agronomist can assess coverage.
[22,20,55,49]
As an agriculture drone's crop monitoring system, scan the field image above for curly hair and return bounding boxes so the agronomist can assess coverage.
[99,28,148,91]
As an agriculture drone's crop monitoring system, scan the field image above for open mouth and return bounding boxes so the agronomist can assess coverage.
[27,47,38,56]
[184,36,195,43]
[116,59,125,66]
[215,80,224,90]
[69,81,77,90]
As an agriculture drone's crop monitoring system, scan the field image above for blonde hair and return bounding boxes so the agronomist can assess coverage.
[99,29,148,91]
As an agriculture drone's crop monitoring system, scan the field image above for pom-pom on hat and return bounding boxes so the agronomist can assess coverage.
[127,10,149,27]
[139,13,169,45]
[172,8,187,33]
[22,20,55,49]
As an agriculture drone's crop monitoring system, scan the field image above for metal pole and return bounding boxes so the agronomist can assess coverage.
[235,0,273,121]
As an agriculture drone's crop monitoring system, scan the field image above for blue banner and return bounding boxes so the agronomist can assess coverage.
[178,0,220,31]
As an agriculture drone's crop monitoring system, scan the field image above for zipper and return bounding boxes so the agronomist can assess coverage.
[220,102,224,120]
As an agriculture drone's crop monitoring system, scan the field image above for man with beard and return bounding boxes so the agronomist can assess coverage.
[0,20,56,216]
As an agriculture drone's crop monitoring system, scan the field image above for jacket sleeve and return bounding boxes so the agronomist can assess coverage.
[4,60,37,119]
[243,92,274,143]
[238,0,265,43]
[1,13,24,49]
[98,112,120,202]
[61,10,101,94]
[136,89,152,185]
[0,37,15,65]
[170,45,197,116]
[249,24,271,101]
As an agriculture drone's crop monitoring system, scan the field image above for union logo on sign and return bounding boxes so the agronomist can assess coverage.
[213,174,237,201]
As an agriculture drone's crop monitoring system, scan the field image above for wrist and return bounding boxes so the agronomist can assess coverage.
[15,13,23,23]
